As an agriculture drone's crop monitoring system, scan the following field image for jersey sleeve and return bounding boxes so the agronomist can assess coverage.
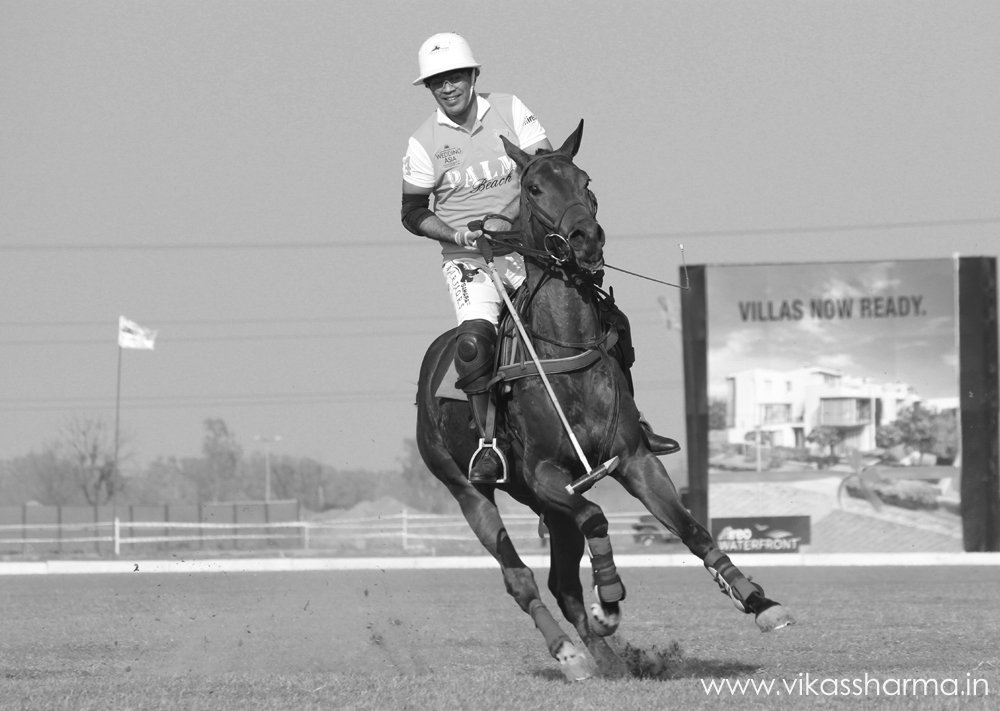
[402,137,436,188]
[511,95,547,149]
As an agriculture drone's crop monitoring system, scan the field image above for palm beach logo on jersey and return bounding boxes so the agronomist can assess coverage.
[444,155,517,193]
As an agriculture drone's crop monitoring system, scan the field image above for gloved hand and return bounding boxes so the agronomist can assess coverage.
[453,228,483,248]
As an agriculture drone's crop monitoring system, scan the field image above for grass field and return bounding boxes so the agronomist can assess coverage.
[2,564,999,710]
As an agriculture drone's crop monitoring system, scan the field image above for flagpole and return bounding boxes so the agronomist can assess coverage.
[113,343,122,507]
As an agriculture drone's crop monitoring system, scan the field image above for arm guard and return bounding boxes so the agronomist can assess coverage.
[401,192,435,236]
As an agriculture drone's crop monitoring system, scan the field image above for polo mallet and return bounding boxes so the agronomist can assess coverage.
[474,235,618,495]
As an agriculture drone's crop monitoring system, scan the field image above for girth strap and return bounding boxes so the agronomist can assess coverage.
[489,329,617,386]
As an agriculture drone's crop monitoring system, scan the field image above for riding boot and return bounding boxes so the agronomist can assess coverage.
[638,412,681,456]
[466,391,507,485]
[455,318,507,485]
[600,303,680,456]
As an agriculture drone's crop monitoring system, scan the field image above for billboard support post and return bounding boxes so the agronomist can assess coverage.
[681,265,709,527]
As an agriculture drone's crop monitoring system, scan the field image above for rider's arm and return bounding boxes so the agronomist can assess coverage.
[401,181,481,246]
[402,136,480,246]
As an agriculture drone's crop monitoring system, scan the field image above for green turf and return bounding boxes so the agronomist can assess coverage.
[1,565,998,709]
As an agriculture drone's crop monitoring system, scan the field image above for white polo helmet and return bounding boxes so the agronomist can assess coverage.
[413,33,481,86]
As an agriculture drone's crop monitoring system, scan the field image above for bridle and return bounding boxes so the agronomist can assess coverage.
[473,152,600,271]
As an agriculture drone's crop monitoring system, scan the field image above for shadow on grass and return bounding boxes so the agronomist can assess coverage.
[529,668,572,682]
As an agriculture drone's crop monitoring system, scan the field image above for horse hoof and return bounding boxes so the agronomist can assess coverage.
[589,602,621,637]
[555,641,594,682]
[755,603,795,632]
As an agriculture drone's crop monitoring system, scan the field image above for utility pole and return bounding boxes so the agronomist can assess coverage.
[254,435,282,502]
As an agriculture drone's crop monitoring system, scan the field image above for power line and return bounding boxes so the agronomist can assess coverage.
[0,390,415,413]
[3,388,410,404]
[623,216,1000,240]
[0,239,416,252]
[0,379,680,412]
[0,315,667,346]
[1,216,996,251]
[0,314,453,328]
[0,308,662,330]
[0,328,447,346]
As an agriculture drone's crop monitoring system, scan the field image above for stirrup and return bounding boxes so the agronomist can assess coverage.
[468,438,509,485]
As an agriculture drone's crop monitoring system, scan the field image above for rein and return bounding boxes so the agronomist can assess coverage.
[471,150,688,290]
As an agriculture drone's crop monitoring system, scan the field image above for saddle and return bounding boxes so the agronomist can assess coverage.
[434,284,625,464]
[434,287,622,402]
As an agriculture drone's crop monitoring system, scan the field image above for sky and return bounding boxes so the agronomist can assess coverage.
[2,0,998,480]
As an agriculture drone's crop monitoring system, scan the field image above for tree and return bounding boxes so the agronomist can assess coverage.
[201,418,243,501]
[128,457,199,505]
[807,425,843,458]
[893,404,936,456]
[877,404,957,462]
[0,449,80,505]
[58,415,121,505]
[396,439,459,514]
[266,455,328,509]
[929,409,958,462]
[708,399,728,430]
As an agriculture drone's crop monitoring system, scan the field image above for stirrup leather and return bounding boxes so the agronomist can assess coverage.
[469,438,510,484]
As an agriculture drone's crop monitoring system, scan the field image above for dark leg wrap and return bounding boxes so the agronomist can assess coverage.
[588,533,626,603]
[528,599,572,657]
[580,513,609,538]
[704,550,762,608]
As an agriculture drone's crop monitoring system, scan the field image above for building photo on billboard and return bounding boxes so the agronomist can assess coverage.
[681,257,999,554]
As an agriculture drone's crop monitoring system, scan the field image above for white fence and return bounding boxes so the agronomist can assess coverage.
[0,511,666,557]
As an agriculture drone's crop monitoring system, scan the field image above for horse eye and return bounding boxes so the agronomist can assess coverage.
[527,185,542,196]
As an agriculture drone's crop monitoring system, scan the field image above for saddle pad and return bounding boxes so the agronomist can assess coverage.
[434,360,467,401]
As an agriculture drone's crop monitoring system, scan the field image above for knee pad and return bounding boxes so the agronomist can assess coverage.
[457,319,496,363]
[455,319,497,391]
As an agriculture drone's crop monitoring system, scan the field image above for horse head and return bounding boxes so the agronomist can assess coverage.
[500,120,604,273]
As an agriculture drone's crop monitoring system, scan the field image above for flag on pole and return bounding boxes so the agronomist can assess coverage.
[118,316,157,350]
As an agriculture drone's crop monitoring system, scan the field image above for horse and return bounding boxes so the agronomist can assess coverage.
[415,120,794,681]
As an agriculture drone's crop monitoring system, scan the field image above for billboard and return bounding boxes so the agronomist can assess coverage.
[681,257,999,553]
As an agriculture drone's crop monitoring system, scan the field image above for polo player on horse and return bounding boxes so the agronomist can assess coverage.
[401,32,678,484]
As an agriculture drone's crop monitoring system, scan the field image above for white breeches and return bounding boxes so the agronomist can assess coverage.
[442,253,526,325]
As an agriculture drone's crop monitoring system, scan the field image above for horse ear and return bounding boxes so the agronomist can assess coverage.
[557,119,584,158]
[500,134,530,170]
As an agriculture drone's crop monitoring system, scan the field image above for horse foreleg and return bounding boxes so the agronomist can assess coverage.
[443,478,593,680]
[616,454,795,632]
[544,511,628,679]
[530,462,625,638]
